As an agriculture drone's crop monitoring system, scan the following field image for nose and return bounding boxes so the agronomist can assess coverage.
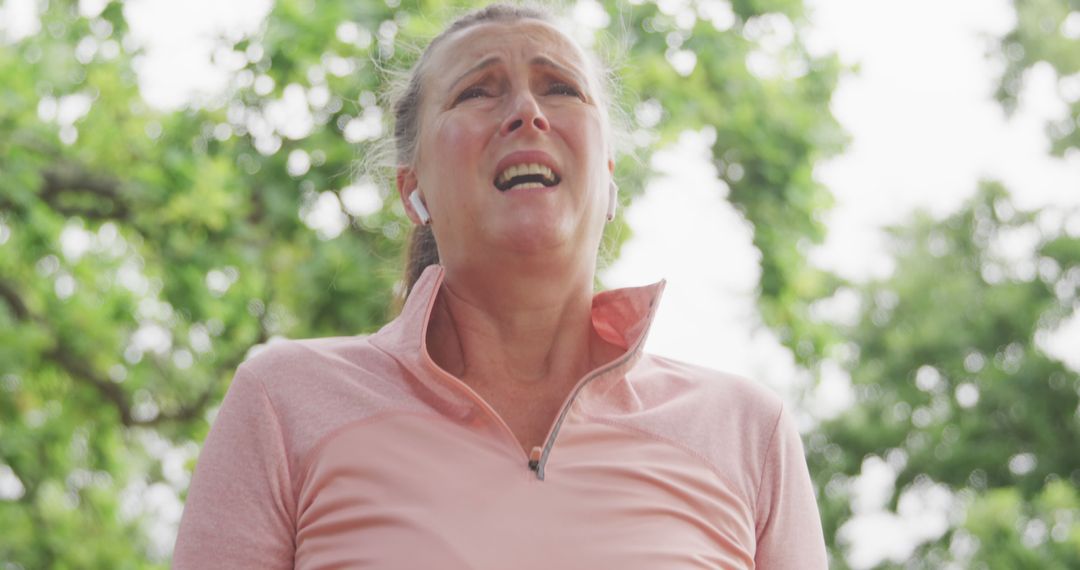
[499,88,550,136]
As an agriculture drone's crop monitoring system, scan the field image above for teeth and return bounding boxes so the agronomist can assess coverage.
[496,163,556,187]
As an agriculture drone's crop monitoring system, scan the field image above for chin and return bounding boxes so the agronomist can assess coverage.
[498,230,567,255]
[491,216,601,259]
[490,216,572,254]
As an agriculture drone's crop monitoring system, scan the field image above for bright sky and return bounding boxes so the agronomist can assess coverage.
[3,0,1079,566]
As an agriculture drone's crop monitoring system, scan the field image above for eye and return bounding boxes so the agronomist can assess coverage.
[453,86,490,104]
[547,82,582,98]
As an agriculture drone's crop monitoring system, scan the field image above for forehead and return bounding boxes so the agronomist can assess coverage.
[426,19,592,87]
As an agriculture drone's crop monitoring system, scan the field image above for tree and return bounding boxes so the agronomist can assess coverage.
[0,0,845,565]
[808,184,1080,568]
[807,0,1080,565]
[994,0,1080,157]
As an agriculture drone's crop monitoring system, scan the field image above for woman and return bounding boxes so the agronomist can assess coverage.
[173,4,827,569]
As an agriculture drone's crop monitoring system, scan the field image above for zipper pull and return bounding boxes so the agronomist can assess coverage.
[528,446,542,471]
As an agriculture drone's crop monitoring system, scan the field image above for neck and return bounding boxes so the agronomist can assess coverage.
[425,252,620,390]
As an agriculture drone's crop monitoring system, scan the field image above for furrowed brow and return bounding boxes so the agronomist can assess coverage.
[448,56,502,94]
[530,56,588,91]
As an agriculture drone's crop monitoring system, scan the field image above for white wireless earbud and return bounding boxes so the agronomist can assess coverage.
[409,190,431,225]
[606,180,618,222]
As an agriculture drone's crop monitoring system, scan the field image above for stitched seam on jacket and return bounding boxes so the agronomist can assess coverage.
[245,364,299,551]
[751,403,785,538]
[579,413,744,497]
[292,409,460,499]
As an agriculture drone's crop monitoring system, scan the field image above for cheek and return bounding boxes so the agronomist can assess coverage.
[421,114,492,219]
[558,112,608,176]
[432,114,489,159]
[560,104,603,143]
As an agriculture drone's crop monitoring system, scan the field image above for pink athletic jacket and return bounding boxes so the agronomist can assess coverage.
[173,264,827,569]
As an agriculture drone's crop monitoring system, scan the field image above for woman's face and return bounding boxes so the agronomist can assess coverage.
[401,19,613,267]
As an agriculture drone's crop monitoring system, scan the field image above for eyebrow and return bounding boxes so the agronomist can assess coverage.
[531,55,588,90]
[446,55,589,97]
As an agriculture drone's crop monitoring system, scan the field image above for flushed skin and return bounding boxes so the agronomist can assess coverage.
[395,20,628,461]
[400,20,613,261]
[172,265,828,569]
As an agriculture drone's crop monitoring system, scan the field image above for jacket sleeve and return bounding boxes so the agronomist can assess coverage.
[173,365,296,569]
[753,404,828,569]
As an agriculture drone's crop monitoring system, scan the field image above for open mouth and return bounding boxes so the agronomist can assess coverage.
[494,163,561,191]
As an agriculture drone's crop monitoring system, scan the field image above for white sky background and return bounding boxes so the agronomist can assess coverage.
[3,0,1080,566]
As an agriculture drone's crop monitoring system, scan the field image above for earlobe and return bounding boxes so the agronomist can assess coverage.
[397,167,427,225]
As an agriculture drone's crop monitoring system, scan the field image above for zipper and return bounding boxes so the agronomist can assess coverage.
[530,299,656,481]
[419,266,661,481]
[420,340,643,479]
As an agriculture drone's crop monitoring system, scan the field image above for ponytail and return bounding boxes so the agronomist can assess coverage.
[403,223,439,299]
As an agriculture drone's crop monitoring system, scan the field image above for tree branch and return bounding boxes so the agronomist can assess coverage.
[137,385,218,427]
[39,164,130,220]
[1,278,223,427]
[47,345,137,426]
[0,280,30,321]
[138,309,271,426]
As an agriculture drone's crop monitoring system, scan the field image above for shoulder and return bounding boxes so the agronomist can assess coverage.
[608,353,789,490]
[226,335,426,480]
[239,334,376,374]
[236,334,394,392]
[630,352,785,427]
[231,333,420,423]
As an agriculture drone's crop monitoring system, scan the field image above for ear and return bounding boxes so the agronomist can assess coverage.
[397,166,422,225]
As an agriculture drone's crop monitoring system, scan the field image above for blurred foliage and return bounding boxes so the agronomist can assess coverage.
[995,0,1080,156]
[803,0,1080,567]
[0,0,845,566]
[808,183,1080,568]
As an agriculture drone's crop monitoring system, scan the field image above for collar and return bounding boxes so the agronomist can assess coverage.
[368,264,666,418]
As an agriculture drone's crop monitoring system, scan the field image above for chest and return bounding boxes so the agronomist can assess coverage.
[475,385,568,455]
[293,412,758,570]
